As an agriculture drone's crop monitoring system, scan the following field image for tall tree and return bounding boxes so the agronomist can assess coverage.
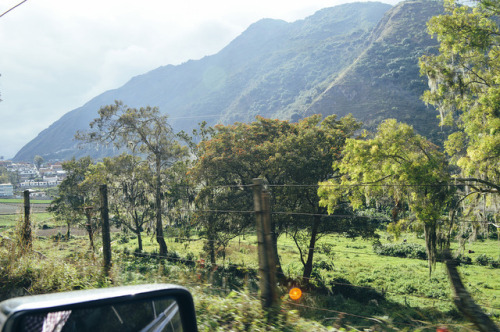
[191,115,374,280]
[34,155,44,170]
[76,101,189,256]
[103,154,153,252]
[48,157,95,240]
[319,119,454,273]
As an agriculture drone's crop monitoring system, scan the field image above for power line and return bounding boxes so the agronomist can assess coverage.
[0,0,28,18]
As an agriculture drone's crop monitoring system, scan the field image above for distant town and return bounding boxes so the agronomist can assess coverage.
[0,159,66,199]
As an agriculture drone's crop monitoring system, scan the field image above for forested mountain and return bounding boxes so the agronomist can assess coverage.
[14,0,442,162]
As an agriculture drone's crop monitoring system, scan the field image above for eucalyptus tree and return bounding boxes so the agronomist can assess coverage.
[76,101,189,256]
[34,155,44,170]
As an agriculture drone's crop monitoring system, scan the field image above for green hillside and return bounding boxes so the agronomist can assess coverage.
[13,1,444,162]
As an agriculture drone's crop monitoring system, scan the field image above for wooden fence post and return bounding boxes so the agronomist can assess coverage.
[21,189,32,252]
[100,184,112,274]
[253,178,279,315]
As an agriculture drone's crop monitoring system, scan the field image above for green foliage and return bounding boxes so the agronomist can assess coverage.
[192,115,373,278]
[474,254,500,268]
[319,119,454,273]
[372,242,428,260]
[0,166,10,184]
[103,154,153,252]
[420,0,500,208]
[48,156,100,242]
[34,155,44,169]
[0,234,104,300]
[76,101,191,256]
[194,289,336,331]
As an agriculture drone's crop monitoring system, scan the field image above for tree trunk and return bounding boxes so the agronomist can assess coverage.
[424,222,437,275]
[155,157,168,256]
[100,185,112,274]
[271,229,285,281]
[85,209,94,251]
[137,229,143,252]
[66,222,71,239]
[444,249,499,332]
[302,216,321,280]
[209,227,216,264]
[134,212,143,252]
[86,223,94,251]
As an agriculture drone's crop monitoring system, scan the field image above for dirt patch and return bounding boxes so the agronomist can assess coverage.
[35,226,120,237]
[0,203,50,215]
[36,226,88,237]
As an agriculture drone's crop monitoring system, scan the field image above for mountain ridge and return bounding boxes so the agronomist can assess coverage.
[14,1,442,162]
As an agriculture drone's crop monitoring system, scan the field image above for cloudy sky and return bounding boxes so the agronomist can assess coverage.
[0,0,400,160]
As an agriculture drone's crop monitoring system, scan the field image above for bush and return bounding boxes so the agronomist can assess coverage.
[474,254,500,268]
[490,259,500,269]
[373,242,427,260]
[454,254,472,265]
[475,254,490,266]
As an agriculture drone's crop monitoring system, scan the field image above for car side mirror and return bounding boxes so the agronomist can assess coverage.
[0,284,198,332]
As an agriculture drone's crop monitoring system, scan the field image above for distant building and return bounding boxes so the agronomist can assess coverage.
[0,183,14,197]
[20,179,61,188]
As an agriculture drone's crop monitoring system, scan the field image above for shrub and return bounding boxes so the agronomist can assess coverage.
[475,254,490,266]
[372,242,427,260]
[314,258,334,272]
[474,254,500,268]
[454,254,472,265]
[490,259,500,269]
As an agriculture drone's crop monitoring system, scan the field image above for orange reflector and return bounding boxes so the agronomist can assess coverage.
[289,287,302,300]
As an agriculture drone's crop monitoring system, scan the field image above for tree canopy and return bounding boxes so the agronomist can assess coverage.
[76,101,189,255]
[419,0,500,195]
[191,114,377,279]
[319,119,454,272]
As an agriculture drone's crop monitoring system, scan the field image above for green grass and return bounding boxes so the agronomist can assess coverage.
[111,230,500,328]
[0,213,57,229]
[0,215,17,228]
[2,225,499,331]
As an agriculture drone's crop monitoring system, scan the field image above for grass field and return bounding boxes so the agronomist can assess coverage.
[1,215,499,330]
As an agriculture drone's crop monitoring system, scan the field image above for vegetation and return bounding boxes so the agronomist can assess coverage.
[1,217,498,331]
[76,101,190,256]
[191,115,378,280]
[4,0,500,330]
[319,119,454,273]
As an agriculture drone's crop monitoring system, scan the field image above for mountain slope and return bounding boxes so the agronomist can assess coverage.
[14,1,442,161]
[305,0,444,141]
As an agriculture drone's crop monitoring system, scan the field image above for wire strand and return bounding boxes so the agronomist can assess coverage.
[0,0,28,18]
